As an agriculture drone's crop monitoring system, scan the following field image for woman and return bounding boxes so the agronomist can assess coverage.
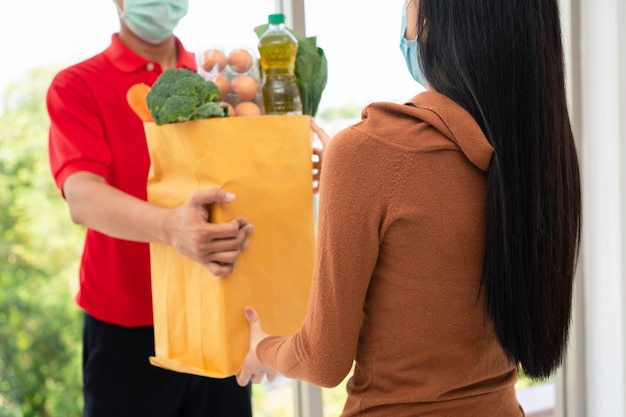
[236,0,581,415]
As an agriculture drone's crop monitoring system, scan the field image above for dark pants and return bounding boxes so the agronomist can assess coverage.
[82,313,252,417]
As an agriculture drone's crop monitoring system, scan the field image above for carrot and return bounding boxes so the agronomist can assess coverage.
[126,83,153,122]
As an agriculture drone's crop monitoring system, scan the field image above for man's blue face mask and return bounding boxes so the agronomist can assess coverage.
[399,2,427,88]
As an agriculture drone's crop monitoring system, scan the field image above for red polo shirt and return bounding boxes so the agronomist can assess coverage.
[47,34,197,327]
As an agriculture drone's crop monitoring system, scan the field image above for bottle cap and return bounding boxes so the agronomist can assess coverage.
[268,13,285,24]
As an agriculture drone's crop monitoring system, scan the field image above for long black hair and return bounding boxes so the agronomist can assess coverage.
[416,0,581,379]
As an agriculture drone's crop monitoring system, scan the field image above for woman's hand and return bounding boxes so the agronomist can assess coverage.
[311,119,331,194]
[236,307,278,386]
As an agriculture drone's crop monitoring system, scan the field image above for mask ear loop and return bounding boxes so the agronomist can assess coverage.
[114,0,125,18]
[416,13,427,84]
[413,0,426,43]
[417,22,425,41]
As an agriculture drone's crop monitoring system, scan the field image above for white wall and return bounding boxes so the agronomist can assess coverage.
[578,0,626,415]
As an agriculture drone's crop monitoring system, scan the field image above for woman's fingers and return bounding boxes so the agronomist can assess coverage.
[244,306,260,325]
[311,119,331,148]
[236,367,252,386]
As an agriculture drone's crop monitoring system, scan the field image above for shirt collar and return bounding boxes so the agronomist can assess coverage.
[104,34,197,73]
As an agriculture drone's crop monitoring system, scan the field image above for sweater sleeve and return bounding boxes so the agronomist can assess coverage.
[257,124,395,388]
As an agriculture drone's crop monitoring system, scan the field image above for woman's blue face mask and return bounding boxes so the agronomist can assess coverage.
[399,1,427,88]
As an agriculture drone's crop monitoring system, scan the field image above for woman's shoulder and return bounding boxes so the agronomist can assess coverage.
[328,91,493,172]
[331,92,458,152]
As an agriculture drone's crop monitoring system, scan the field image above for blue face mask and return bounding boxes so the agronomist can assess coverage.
[119,0,188,44]
[399,2,427,88]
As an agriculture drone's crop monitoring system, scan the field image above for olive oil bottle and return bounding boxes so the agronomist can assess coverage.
[257,13,302,115]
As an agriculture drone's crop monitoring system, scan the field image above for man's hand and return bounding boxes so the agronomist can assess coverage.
[62,173,252,275]
[167,188,253,276]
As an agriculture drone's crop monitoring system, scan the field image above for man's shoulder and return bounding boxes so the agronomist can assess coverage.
[49,51,109,91]
[60,51,109,76]
[52,35,119,83]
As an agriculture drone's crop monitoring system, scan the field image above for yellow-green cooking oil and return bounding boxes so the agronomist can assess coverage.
[257,13,302,115]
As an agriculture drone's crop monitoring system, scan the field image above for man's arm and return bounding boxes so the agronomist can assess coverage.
[63,171,253,276]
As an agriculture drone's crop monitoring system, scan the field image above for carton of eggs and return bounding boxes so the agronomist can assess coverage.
[197,46,263,117]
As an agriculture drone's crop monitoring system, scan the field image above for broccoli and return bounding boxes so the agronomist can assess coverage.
[146,68,226,125]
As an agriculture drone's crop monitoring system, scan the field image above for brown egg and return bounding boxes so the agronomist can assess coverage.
[235,101,262,117]
[230,75,258,101]
[228,48,254,73]
[211,75,230,100]
[201,49,228,72]
[218,101,236,117]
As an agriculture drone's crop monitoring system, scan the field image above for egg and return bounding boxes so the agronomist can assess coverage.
[228,48,254,74]
[235,101,262,117]
[201,48,228,73]
[211,75,230,100]
[230,75,258,101]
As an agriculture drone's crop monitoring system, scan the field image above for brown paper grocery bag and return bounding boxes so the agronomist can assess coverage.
[144,115,315,378]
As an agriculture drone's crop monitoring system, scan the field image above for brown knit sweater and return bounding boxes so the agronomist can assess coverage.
[257,91,524,417]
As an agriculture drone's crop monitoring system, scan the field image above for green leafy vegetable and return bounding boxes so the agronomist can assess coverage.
[294,36,328,117]
[146,68,226,125]
[254,24,328,117]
